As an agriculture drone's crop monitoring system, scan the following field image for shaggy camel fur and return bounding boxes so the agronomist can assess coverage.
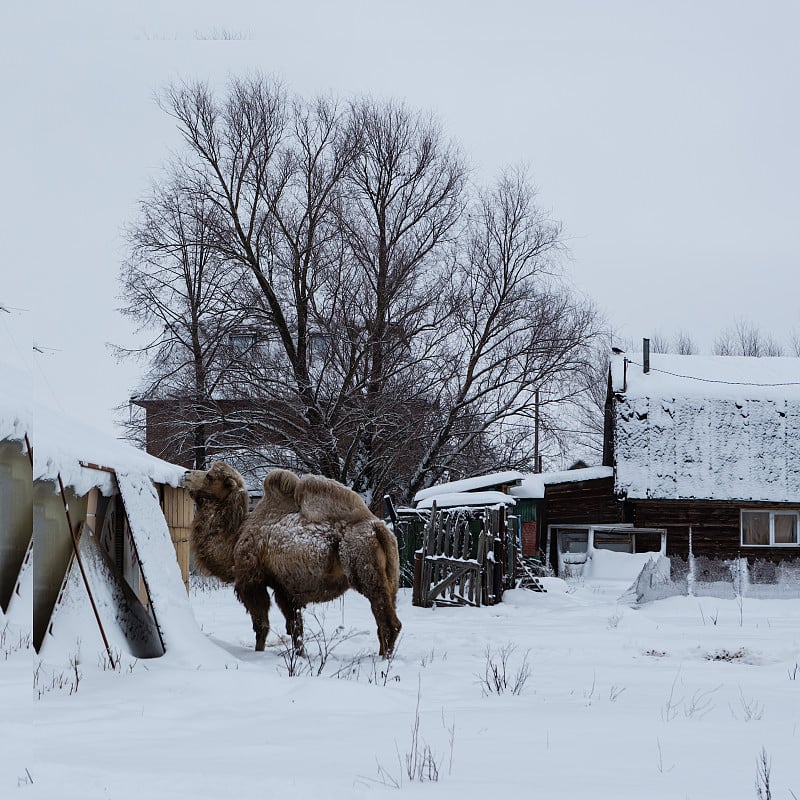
[184,463,402,656]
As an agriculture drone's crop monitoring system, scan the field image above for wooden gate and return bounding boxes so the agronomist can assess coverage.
[412,502,516,607]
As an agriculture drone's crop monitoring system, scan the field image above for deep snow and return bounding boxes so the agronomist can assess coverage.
[4,570,800,799]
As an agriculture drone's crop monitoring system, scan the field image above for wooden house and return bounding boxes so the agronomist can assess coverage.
[541,347,799,573]
[412,347,799,577]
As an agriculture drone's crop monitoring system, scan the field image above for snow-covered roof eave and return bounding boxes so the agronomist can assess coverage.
[614,395,800,504]
[510,467,614,499]
[413,470,524,503]
[7,404,185,498]
[617,483,800,504]
[0,362,33,444]
[34,449,186,499]
[415,491,517,509]
[610,352,800,503]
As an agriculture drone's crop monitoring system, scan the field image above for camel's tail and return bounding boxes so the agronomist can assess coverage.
[373,520,400,596]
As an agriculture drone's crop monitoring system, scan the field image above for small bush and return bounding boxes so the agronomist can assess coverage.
[366,681,453,788]
[477,644,531,696]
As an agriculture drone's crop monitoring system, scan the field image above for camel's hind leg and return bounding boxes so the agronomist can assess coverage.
[235,580,271,651]
[272,588,305,656]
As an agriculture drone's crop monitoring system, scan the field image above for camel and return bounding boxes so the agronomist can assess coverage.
[183,462,402,657]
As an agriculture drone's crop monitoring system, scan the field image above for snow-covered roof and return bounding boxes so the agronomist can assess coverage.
[611,352,800,400]
[509,467,614,499]
[1,360,185,496]
[414,466,612,505]
[413,470,524,503]
[415,491,516,509]
[612,353,800,502]
[36,407,185,496]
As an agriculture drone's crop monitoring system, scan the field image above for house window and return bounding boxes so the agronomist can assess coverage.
[741,510,799,546]
[230,333,256,357]
[774,513,799,544]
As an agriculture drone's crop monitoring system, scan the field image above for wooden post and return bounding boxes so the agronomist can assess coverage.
[412,550,423,606]
[534,389,540,473]
[413,501,437,607]
[482,511,493,605]
[383,494,399,526]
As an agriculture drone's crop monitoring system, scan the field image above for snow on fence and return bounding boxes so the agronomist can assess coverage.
[622,554,800,605]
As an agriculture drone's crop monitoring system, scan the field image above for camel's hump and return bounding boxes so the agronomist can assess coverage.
[261,469,301,515]
[297,474,373,524]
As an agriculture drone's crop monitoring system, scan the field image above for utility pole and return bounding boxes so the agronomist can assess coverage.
[534,388,540,473]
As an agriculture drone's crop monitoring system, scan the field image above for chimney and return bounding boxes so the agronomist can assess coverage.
[643,337,650,374]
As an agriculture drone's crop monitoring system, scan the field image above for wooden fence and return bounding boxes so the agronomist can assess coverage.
[410,502,517,608]
[160,484,193,591]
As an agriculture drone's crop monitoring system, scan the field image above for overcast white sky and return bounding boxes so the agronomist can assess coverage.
[2,1,798,439]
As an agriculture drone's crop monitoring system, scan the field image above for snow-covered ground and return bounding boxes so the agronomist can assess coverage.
[5,573,800,798]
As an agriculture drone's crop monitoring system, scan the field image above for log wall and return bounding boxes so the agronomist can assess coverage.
[543,477,624,530]
[542,477,625,570]
[632,500,800,563]
[541,477,800,567]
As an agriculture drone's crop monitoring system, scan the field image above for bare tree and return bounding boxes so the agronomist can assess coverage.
[123,79,601,505]
[649,332,670,354]
[791,329,800,357]
[337,99,467,501]
[674,330,698,355]
[117,177,251,468]
[648,330,697,355]
[234,94,366,480]
[715,320,785,357]
[402,168,599,498]
[160,77,361,480]
[567,332,614,462]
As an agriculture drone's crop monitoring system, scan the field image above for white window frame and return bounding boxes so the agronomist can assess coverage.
[740,509,800,547]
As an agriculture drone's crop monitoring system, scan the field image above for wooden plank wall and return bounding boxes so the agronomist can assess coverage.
[161,485,193,591]
[540,475,799,566]
[632,500,800,563]
[543,477,625,529]
[541,478,624,571]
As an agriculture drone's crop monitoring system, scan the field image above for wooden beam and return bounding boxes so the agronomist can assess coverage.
[78,460,117,474]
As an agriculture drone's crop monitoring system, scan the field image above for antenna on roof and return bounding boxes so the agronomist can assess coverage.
[643,338,650,374]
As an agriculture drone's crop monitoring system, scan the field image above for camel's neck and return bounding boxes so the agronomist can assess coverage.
[191,493,248,583]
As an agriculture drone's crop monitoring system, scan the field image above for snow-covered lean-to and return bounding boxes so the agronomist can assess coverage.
[183,462,402,656]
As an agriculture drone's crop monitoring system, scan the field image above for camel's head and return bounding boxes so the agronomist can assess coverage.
[183,462,247,504]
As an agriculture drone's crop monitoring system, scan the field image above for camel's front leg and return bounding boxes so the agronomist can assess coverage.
[235,580,272,651]
[272,588,305,656]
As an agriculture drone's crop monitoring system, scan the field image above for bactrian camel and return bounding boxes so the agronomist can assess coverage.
[183,462,402,656]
